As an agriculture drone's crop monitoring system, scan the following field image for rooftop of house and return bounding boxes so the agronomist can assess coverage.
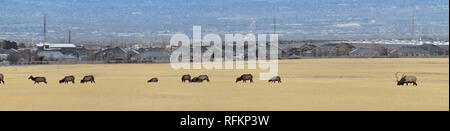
[317,43,355,49]
[390,45,430,54]
[355,46,373,49]
[137,47,167,53]
[350,48,380,54]
[137,48,170,57]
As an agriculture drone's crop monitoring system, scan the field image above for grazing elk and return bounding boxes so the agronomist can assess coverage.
[81,75,95,83]
[28,75,47,84]
[59,75,75,84]
[181,75,191,83]
[190,77,203,83]
[148,78,159,83]
[268,76,282,83]
[0,73,4,84]
[236,74,254,83]
[396,72,418,86]
[194,75,210,83]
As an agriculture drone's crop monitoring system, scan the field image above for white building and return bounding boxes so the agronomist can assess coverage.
[36,42,76,51]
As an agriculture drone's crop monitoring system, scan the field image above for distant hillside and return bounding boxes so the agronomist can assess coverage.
[0,0,448,42]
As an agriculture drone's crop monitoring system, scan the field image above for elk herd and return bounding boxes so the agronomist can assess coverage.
[0,74,96,85]
[0,73,280,86]
[179,75,211,83]
[0,72,419,87]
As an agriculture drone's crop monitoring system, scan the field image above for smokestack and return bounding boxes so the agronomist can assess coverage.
[43,14,47,43]
[68,30,72,43]
[412,15,415,41]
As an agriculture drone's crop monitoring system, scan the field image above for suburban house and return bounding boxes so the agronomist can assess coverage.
[6,48,39,65]
[34,42,77,63]
[37,50,76,62]
[0,53,8,65]
[76,46,102,61]
[137,48,170,62]
[336,43,356,56]
[370,44,388,56]
[390,45,430,57]
[0,54,8,61]
[95,47,142,63]
[285,44,317,57]
[125,48,141,62]
[421,44,446,56]
[0,39,3,48]
[350,44,388,57]
[95,47,128,62]
[314,44,339,57]
[444,48,449,56]
[349,48,382,57]
[314,43,355,57]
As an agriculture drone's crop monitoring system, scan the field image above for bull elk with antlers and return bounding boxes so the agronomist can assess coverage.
[396,72,418,86]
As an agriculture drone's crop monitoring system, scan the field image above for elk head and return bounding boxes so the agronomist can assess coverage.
[396,72,407,85]
[236,77,242,83]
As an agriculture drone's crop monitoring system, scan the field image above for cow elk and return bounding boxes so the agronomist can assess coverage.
[190,75,210,83]
[148,78,159,83]
[60,75,75,84]
[81,75,95,84]
[236,74,254,83]
[29,75,47,84]
[268,76,282,83]
[181,75,191,83]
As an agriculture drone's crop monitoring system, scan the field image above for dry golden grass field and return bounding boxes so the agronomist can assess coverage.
[0,58,448,111]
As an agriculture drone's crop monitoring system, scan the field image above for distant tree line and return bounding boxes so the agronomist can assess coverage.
[0,40,26,49]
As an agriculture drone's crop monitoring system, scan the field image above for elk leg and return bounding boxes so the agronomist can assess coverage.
[413,82,418,86]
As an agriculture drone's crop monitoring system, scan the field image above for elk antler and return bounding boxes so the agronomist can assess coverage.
[395,72,399,81]
[401,73,406,78]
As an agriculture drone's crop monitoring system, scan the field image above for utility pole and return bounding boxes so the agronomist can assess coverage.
[43,14,47,43]
[412,14,415,41]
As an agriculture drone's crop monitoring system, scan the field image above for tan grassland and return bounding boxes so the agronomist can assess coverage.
[0,58,448,111]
